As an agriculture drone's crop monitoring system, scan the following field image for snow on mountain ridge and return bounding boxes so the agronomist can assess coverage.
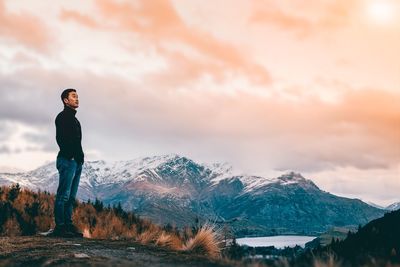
[241,175,276,193]
[1,154,318,195]
[0,154,183,190]
[203,161,240,184]
[386,202,400,211]
[366,201,386,210]
[79,154,179,185]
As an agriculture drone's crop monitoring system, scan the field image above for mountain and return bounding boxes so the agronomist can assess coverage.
[366,201,386,210]
[386,202,400,211]
[0,154,385,236]
[212,172,385,236]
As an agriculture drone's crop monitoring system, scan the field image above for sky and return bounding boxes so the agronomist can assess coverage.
[0,0,399,206]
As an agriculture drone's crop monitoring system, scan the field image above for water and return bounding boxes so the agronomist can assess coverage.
[236,235,316,249]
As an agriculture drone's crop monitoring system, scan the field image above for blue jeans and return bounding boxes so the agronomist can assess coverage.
[54,156,82,226]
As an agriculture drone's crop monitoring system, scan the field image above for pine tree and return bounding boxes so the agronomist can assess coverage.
[93,198,104,212]
[113,201,123,216]
[225,237,244,260]
[163,222,173,233]
[7,183,21,202]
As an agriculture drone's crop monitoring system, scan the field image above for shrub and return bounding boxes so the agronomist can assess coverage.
[182,224,222,258]
[155,231,183,250]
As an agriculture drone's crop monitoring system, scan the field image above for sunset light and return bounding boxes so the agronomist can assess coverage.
[0,0,399,207]
[1,1,400,265]
[366,0,397,24]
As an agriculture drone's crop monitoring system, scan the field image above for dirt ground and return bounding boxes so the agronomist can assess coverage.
[0,236,233,267]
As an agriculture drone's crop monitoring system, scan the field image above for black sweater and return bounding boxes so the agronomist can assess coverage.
[55,106,84,164]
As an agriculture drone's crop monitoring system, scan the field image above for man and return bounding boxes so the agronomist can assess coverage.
[50,88,84,238]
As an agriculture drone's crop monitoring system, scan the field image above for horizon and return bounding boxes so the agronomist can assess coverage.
[0,153,398,207]
[0,1,399,207]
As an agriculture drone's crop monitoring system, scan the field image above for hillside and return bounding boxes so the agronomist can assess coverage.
[334,209,400,262]
[296,209,400,266]
[0,184,223,261]
[0,236,229,267]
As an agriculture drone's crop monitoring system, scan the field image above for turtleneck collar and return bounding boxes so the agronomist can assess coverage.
[64,105,77,116]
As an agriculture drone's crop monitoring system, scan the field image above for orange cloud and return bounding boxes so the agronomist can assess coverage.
[59,0,271,85]
[0,0,51,51]
[250,0,359,37]
[251,7,313,38]
[329,89,400,145]
[148,86,399,171]
[1,64,398,174]
[59,9,99,28]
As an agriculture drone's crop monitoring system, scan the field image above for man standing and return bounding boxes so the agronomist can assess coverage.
[50,88,84,237]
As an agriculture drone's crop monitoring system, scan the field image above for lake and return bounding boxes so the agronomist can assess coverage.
[236,235,316,249]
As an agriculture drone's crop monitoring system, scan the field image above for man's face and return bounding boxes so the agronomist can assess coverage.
[64,92,79,109]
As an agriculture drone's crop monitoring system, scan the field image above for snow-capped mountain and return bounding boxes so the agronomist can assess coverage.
[386,202,400,211]
[0,154,385,236]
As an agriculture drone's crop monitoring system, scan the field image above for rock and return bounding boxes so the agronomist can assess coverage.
[74,253,90,258]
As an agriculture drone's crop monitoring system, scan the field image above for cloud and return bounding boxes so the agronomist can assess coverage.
[59,0,271,85]
[1,63,398,174]
[0,121,13,142]
[22,131,57,153]
[0,118,57,171]
[0,144,11,154]
[0,75,59,125]
[0,119,55,155]
[250,6,313,38]
[59,9,99,28]
[0,0,51,51]
[0,66,398,207]
[307,165,400,206]
[249,0,360,38]
[203,88,400,172]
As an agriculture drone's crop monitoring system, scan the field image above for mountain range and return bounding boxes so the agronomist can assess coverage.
[0,154,392,236]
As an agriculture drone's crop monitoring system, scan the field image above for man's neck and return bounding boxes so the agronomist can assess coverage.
[64,105,77,115]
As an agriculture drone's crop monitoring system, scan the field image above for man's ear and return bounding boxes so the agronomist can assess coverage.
[63,98,68,104]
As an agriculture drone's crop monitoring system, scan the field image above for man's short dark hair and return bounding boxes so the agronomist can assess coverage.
[61,88,76,106]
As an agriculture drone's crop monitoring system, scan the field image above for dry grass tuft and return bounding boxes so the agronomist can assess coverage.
[313,254,341,267]
[136,226,161,245]
[82,228,91,238]
[155,231,183,250]
[182,224,222,258]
